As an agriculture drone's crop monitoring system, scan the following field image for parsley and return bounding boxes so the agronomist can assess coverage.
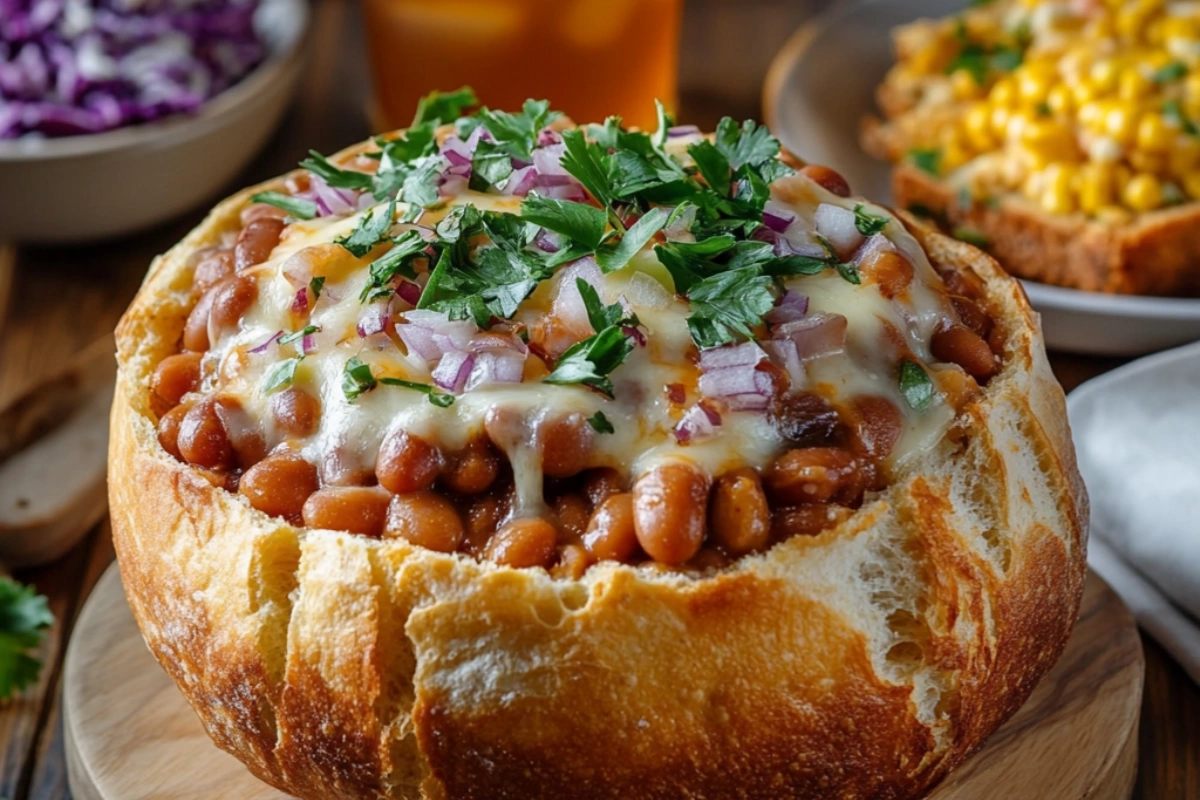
[899,359,935,411]
[309,276,326,301]
[361,229,430,300]
[909,148,943,176]
[596,206,671,272]
[375,125,437,167]
[336,200,396,257]
[560,128,618,213]
[587,410,615,434]
[575,278,638,333]
[1154,61,1188,83]
[262,356,303,394]
[713,117,783,172]
[380,376,456,407]
[470,138,515,192]
[476,98,558,161]
[544,326,634,397]
[299,150,374,191]
[279,325,319,346]
[688,139,732,197]
[250,191,317,220]
[520,194,607,250]
[0,578,52,700]
[685,267,775,347]
[1164,100,1199,135]
[655,235,738,292]
[341,356,377,400]
[400,156,442,208]
[853,204,889,236]
[412,86,479,126]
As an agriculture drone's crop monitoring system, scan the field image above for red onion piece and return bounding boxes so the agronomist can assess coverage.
[537,128,561,147]
[465,351,526,390]
[852,232,898,266]
[305,175,359,217]
[623,325,647,347]
[302,333,317,354]
[357,301,392,338]
[281,250,316,291]
[396,322,441,361]
[432,351,475,393]
[761,339,806,387]
[763,208,796,233]
[674,401,722,444]
[698,363,769,402]
[667,125,701,138]
[533,142,568,177]
[291,287,310,314]
[439,174,468,198]
[764,290,809,325]
[502,165,538,196]
[775,313,848,360]
[396,310,475,363]
[396,279,422,306]
[538,182,588,202]
[470,331,530,356]
[553,257,604,338]
[249,330,283,354]
[534,228,563,253]
[698,342,766,372]
[814,203,865,259]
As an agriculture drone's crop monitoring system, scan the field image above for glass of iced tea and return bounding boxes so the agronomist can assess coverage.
[360,0,683,131]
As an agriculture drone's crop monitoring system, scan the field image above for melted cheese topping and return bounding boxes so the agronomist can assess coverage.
[202,173,962,509]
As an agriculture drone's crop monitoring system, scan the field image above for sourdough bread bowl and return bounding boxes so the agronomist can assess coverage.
[109,95,1087,799]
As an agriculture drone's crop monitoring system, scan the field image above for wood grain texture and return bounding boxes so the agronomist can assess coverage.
[61,569,1139,800]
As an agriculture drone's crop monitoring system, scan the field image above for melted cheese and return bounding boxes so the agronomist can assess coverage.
[203,179,962,506]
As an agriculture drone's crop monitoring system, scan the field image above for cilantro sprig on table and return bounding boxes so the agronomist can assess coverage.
[0,578,53,700]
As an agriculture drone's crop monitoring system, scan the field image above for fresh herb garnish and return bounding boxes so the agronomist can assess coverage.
[1163,100,1199,135]
[544,326,634,397]
[299,150,374,191]
[341,356,377,401]
[475,99,559,161]
[520,193,607,250]
[360,229,431,301]
[412,86,479,126]
[909,148,943,176]
[279,325,319,346]
[596,206,670,272]
[250,191,317,220]
[336,200,396,257]
[587,410,615,434]
[899,359,935,411]
[379,376,456,407]
[262,356,303,394]
[1154,61,1188,83]
[685,267,775,347]
[309,276,326,301]
[946,19,1024,83]
[0,578,52,700]
[853,204,889,236]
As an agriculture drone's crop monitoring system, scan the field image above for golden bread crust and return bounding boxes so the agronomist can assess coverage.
[109,141,1088,799]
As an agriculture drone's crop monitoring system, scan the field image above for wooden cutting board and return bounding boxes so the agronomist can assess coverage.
[63,566,1143,800]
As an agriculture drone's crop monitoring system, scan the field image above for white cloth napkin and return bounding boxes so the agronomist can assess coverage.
[1068,340,1200,685]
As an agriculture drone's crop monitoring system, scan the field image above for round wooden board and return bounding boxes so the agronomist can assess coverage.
[64,565,1143,800]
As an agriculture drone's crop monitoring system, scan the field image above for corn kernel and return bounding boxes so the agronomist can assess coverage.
[1040,165,1077,214]
[1018,71,1053,105]
[1130,150,1167,174]
[1118,69,1151,103]
[1072,79,1101,106]
[1046,84,1074,116]
[1116,10,1147,41]
[1104,104,1139,143]
[990,105,1013,139]
[1183,170,1200,199]
[1185,73,1200,101]
[1169,137,1200,175]
[1137,113,1175,151]
[1022,119,1078,161]
[951,69,980,100]
[1091,59,1121,92]
[1079,163,1115,212]
[1078,100,1107,128]
[989,78,1017,108]
[1161,16,1199,41]
[964,103,995,150]
[1123,172,1164,210]
[1145,17,1165,46]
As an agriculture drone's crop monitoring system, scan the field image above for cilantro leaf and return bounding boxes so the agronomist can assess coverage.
[262,356,303,394]
[853,204,889,236]
[376,124,437,166]
[412,86,479,126]
[688,139,731,197]
[899,359,935,411]
[713,117,782,171]
[380,376,456,407]
[476,98,558,160]
[336,200,396,257]
[575,278,634,333]
[596,206,671,272]
[655,234,738,293]
[342,356,377,401]
[560,128,616,210]
[435,203,483,243]
[417,249,492,326]
[361,229,430,300]
[279,325,319,346]
[470,138,515,192]
[309,276,326,301]
[520,194,607,250]
[908,148,943,176]
[299,150,373,191]
[0,578,52,700]
[652,99,673,148]
[400,157,442,208]
[587,410,615,434]
[543,326,634,397]
[250,191,317,220]
[685,266,775,347]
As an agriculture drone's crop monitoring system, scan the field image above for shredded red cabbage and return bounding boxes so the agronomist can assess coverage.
[0,0,264,139]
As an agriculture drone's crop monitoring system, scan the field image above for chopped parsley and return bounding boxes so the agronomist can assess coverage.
[299,150,374,192]
[0,578,52,700]
[1153,61,1188,84]
[279,325,319,346]
[520,193,607,250]
[587,410,615,434]
[853,204,889,236]
[475,99,559,161]
[250,191,317,220]
[1163,100,1199,136]
[899,359,936,412]
[336,200,396,257]
[380,376,456,407]
[544,326,634,397]
[309,276,326,301]
[262,356,303,394]
[360,229,430,301]
[686,267,776,348]
[595,206,670,272]
[341,356,377,401]
[945,19,1024,84]
[908,148,943,176]
[412,86,478,126]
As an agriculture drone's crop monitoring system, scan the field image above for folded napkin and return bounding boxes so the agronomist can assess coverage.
[1069,340,1200,685]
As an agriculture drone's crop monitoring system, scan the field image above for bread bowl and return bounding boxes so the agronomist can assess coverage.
[864,0,1200,295]
[109,92,1088,799]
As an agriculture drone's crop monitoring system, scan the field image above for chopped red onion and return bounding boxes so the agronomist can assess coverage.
[764,290,809,325]
[533,142,569,177]
[396,321,440,361]
[281,250,315,291]
[623,325,647,347]
[432,351,475,393]
[667,125,701,138]
[395,309,477,363]
[248,330,283,354]
[534,228,563,253]
[775,313,848,360]
[814,203,865,258]
[291,286,310,314]
[302,333,317,354]
[357,301,392,338]
[396,279,422,306]
[761,339,806,387]
[302,175,360,217]
[553,257,604,337]
[698,342,766,372]
[538,182,588,202]
[674,402,722,444]
[663,204,697,242]
[698,363,771,401]
[763,209,796,233]
[469,331,529,356]
[502,165,538,197]
[852,232,898,266]
[439,173,468,197]
[465,351,526,390]
[536,127,561,147]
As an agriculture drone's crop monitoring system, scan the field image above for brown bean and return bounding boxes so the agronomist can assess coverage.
[769,391,842,447]
[764,447,863,506]
[951,294,993,340]
[708,468,771,556]
[582,492,639,563]
[689,547,730,571]
[632,463,709,565]
[800,164,852,197]
[553,492,590,544]
[193,249,235,293]
[238,453,319,522]
[302,486,390,536]
[485,517,559,568]
[384,491,464,552]
[177,396,234,470]
[151,352,203,410]
[551,544,591,580]
[463,491,510,555]
[377,429,442,494]
[270,387,321,438]
[771,503,853,539]
[540,413,594,478]
[234,217,284,271]
[240,203,289,226]
[931,324,998,381]
[157,400,193,461]
[862,250,914,299]
[209,275,257,337]
[183,288,217,352]
[441,437,500,495]
[581,467,623,507]
[213,394,266,467]
[847,395,904,461]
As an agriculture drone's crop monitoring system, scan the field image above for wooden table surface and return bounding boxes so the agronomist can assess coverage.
[0,1,1195,798]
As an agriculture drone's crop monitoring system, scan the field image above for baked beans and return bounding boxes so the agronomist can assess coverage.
[157,400,193,461]
[151,352,203,410]
[377,429,442,494]
[234,217,284,272]
[540,413,593,478]
[302,486,390,536]
[581,467,623,507]
[931,324,998,381]
[384,492,464,552]
[799,164,852,197]
[441,438,500,495]
[862,250,914,299]
[771,503,853,539]
[552,492,590,544]
[582,493,639,563]
[183,288,217,352]
[270,388,321,438]
[764,447,864,506]
[551,544,590,580]
[177,397,234,470]
[193,249,236,293]
[209,275,257,337]
[238,453,319,522]
[485,517,559,568]
[708,468,771,556]
[633,463,709,565]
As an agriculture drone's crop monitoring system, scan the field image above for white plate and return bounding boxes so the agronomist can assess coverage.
[762,0,1200,356]
[0,0,310,243]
